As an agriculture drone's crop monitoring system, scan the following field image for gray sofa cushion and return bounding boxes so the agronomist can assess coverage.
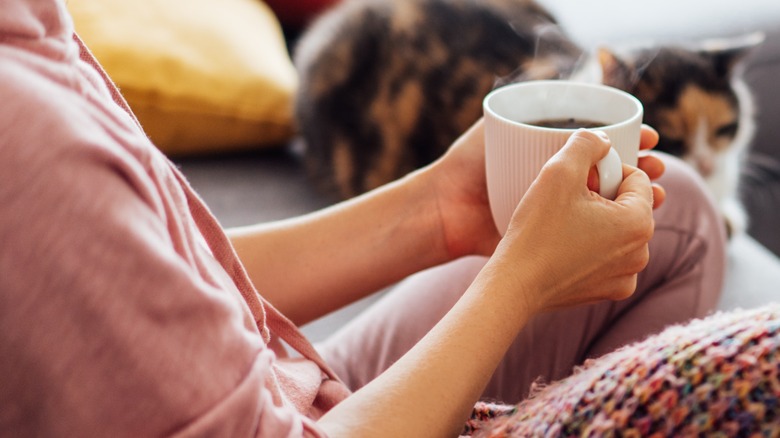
[722,233,780,310]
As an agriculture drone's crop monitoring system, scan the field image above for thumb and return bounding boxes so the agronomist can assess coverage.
[616,165,654,208]
[553,129,612,182]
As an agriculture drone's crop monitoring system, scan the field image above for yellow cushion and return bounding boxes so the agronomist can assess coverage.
[68,0,297,156]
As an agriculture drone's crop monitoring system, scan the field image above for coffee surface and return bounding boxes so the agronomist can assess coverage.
[528,118,605,129]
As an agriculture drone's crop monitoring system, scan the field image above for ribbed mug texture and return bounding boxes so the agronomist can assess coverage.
[484,81,643,235]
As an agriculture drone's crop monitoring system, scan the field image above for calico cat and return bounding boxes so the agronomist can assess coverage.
[595,38,762,236]
[292,0,762,235]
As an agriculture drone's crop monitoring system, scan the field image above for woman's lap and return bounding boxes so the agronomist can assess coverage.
[318,154,728,403]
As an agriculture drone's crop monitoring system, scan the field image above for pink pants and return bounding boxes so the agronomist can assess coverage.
[318,154,727,403]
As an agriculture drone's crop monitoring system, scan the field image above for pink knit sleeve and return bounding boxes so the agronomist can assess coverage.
[0,44,326,438]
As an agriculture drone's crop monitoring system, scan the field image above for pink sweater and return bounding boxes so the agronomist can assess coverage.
[0,1,348,436]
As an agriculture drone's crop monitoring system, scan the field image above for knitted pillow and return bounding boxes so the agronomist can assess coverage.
[464,304,780,437]
[67,0,297,156]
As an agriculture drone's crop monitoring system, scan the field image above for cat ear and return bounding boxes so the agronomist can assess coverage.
[698,32,765,78]
[598,48,634,90]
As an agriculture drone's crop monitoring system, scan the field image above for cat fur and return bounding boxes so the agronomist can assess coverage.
[293,0,762,235]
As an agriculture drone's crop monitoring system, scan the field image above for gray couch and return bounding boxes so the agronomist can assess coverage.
[177,0,780,340]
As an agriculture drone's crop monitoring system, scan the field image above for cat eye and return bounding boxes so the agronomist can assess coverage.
[656,137,686,157]
[716,121,739,138]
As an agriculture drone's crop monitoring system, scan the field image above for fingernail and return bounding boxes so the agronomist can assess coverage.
[593,130,610,141]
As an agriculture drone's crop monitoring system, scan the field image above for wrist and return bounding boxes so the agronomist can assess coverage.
[481,252,542,320]
[419,157,501,262]
[395,166,454,266]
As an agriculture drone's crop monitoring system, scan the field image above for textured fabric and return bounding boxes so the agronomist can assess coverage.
[467,304,780,437]
[320,154,729,403]
[463,403,518,436]
[0,1,346,435]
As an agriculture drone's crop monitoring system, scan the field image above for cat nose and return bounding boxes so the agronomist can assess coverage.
[695,157,715,177]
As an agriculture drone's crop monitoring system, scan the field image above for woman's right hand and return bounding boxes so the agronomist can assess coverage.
[318,130,657,438]
[492,129,656,315]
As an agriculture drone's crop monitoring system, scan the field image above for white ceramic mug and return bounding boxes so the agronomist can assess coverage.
[483,80,643,235]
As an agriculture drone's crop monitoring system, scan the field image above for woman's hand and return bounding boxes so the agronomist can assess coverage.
[319,130,661,438]
[493,130,655,314]
[319,131,659,437]
[422,120,501,259]
[588,126,667,206]
[424,118,665,262]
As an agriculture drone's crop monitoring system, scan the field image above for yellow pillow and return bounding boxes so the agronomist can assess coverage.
[68,0,297,156]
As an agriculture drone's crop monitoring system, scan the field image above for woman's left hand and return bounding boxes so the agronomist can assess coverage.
[421,119,500,259]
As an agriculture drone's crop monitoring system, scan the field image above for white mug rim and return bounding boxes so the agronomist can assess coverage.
[483,80,643,132]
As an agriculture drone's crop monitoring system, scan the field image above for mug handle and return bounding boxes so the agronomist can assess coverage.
[596,147,623,200]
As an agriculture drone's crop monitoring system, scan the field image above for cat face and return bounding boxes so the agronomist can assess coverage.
[598,34,762,178]
[649,83,738,177]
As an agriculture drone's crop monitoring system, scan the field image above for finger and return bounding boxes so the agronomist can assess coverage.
[553,129,612,181]
[587,167,599,192]
[616,274,639,300]
[448,117,485,156]
[652,183,666,209]
[603,274,640,302]
[623,244,651,275]
[616,164,654,208]
[637,154,666,181]
[639,124,659,151]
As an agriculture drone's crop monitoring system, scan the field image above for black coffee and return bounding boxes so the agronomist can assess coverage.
[528,118,605,129]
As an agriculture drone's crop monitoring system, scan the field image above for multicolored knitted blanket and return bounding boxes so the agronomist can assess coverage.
[463,304,780,437]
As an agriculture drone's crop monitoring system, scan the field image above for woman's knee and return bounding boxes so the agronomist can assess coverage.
[639,153,728,313]
[653,153,727,243]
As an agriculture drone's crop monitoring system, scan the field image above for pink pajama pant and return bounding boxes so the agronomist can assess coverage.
[317,154,728,404]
